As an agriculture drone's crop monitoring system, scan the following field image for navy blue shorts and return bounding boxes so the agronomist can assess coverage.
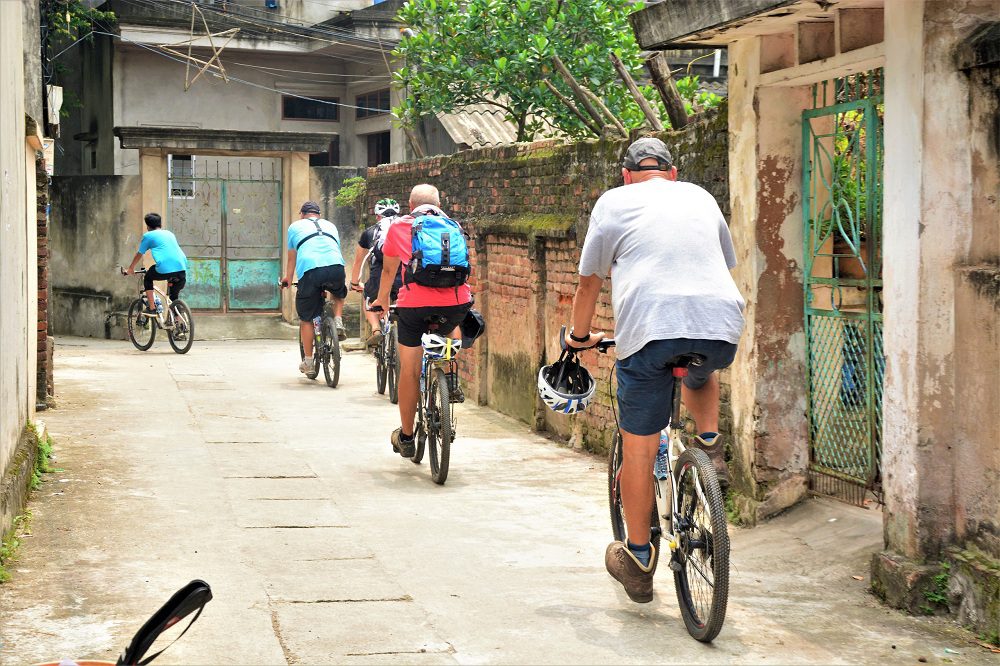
[616,338,738,436]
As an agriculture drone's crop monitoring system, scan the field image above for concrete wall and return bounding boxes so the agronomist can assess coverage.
[48,176,143,338]
[1,0,40,535]
[362,108,732,456]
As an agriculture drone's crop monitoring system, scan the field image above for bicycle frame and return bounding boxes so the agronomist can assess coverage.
[656,366,712,554]
[130,270,178,330]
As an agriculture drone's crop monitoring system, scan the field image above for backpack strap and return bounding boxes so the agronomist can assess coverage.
[295,218,340,251]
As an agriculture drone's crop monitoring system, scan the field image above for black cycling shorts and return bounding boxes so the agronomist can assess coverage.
[364,273,402,306]
[296,264,347,321]
[395,303,471,348]
[145,266,186,300]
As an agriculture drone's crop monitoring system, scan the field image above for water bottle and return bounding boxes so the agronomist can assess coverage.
[654,432,669,480]
[153,294,163,314]
[312,316,322,340]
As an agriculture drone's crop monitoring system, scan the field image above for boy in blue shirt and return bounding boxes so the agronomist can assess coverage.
[125,213,188,312]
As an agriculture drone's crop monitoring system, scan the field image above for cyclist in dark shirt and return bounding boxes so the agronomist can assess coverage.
[350,198,403,348]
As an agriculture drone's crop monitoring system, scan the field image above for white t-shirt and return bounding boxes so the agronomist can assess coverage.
[578,179,746,359]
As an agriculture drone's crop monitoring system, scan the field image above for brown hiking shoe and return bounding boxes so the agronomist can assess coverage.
[694,434,730,487]
[391,427,415,457]
[605,541,655,603]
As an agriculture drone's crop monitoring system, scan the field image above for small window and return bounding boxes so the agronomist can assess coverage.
[168,154,195,199]
[356,89,391,120]
[282,95,340,122]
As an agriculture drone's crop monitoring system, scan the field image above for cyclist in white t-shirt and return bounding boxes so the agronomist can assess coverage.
[350,198,403,347]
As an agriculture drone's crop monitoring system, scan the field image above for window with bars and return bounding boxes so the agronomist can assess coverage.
[168,154,195,199]
[356,89,391,119]
[282,95,340,122]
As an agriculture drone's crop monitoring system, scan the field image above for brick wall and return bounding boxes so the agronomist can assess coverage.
[35,155,50,402]
[364,105,730,454]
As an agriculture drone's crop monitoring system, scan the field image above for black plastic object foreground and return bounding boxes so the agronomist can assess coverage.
[116,579,212,666]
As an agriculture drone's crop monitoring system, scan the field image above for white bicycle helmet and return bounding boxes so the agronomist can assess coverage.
[374,198,400,218]
[538,350,596,414]
[421,333,462,360]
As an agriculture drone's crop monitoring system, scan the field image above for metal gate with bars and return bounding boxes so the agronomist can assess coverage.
[802,70,885,505]
[167,155,283,311]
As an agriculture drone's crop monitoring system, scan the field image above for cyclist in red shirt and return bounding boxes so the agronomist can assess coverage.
[370,184,472,457]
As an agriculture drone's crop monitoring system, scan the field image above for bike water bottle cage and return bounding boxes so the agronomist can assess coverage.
[421,333,462,360]
[295,218,339,251]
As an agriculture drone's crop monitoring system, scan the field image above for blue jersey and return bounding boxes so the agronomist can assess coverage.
[138,229,187,273]
[287,217,344,277]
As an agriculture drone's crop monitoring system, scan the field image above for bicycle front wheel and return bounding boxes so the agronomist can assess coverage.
[608,431,661,557]
[167,300,194,354]
[672,447,729,642]
[427,368,452,485]
[321,314,340,388]
[126,298,156,351]
[375,338,387,394]
[387,324,399,404]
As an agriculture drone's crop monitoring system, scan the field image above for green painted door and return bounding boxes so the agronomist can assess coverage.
[802,70,885,506]
[168,156,282,311]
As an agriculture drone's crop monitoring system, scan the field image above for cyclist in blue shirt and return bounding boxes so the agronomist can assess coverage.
[280,201,348,375]
[125,213,188,313]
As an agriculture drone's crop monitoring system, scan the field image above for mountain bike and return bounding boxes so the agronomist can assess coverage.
[293,288,340,388]
[595,337,730,642]
[120,267,194,354]
[384,306,464,485]
[372,305,399,403]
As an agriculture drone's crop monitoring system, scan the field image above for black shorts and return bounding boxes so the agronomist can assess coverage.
[395,303,471,347]
[296,264,347,321]
[145,266,186,300]
[364,274,402,306]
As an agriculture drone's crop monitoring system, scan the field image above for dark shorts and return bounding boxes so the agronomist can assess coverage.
[616,338,738,436]
[145,266,186,300]
[395,303,471,348]
[364,274,402,305]
[296,264,347,321]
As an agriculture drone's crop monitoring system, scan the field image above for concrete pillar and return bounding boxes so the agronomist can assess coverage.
[281,152,310,323]
[873,1,1000,630]
[727,36,812,523]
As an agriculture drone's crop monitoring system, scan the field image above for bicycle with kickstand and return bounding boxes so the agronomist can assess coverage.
[119,267,194,354]
[568,329,730,642]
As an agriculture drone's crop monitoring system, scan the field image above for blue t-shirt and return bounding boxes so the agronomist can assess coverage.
[138,229,188,273]
[287,217,344,277]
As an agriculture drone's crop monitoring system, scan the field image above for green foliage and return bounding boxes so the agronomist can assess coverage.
[44,0,117,49]
[920,561,951,614]
[394,0,661,141]
[0,512,31,585]
[335,177,367,209]
[31,434,55,490]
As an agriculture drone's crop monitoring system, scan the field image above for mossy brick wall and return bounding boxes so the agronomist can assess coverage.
[365,105,730,454]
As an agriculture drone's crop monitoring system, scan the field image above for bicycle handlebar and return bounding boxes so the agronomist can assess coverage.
[558,325,615,354]
[120,266,147,276]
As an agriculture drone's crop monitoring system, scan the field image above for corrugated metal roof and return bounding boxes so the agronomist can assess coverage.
[436,104,522,147]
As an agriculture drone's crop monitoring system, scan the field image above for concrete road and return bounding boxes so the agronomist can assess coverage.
[0,339,989,665]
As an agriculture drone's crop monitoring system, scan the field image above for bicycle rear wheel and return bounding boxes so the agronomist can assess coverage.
[411,420,426,464]
[167,300,194,354]
[299,329,319,380]
[428,368,452,485]
[322,313,340,388]
[672,447,729,642]
[608,431,661,558]
[387,324,399,404]
[126,298,156,351]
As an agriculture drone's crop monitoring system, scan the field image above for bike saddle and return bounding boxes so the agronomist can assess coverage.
[668,353,707,368]
[166,277,182,285]
[422,314,450,330]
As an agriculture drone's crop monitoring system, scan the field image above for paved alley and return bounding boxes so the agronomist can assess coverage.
[0,339,989,665]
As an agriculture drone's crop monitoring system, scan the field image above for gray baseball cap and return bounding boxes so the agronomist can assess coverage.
[622,137,673,171]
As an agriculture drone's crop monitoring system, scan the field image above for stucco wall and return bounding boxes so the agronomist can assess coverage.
[1,0,39,531]
[49,176,143,339]
[362,108,733,456]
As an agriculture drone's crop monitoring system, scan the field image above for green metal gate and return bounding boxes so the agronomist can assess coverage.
[167,156,283,311]
[802,70,885,505]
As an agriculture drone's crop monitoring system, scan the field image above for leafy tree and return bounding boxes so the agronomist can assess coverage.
[393,0,656,141]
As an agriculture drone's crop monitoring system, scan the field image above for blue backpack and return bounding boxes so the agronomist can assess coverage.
[405,212,470,288]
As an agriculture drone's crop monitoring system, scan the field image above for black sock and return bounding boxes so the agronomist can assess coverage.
[400,431,414,442]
